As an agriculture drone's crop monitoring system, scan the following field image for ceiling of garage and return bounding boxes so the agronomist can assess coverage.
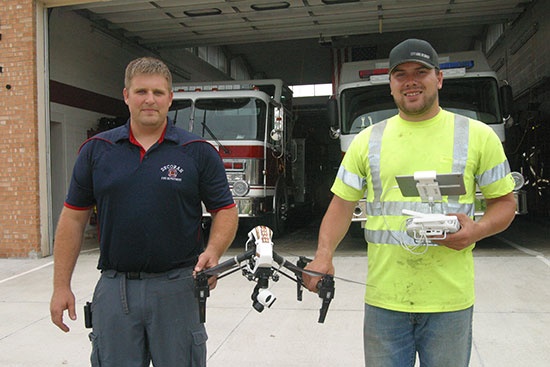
[64,0,533,85]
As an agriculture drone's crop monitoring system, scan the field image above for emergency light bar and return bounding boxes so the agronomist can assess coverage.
[358,68,389,79]
[358,60,475,80]
[439,60,474,70]
[442,68,467,78]
[173,83,261,92]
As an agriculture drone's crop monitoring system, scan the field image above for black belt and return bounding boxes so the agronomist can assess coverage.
[105,257,197,280]
[125,271,161,280]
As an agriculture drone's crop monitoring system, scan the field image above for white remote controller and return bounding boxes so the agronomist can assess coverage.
[402,210,461,240]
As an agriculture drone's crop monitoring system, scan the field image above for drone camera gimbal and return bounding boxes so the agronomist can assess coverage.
[194,225,335,324]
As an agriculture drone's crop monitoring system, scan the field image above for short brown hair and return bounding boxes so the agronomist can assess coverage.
[124,57,172,89]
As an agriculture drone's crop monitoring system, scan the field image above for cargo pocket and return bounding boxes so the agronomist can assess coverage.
[89,332,101,367]
[190,328,208,366]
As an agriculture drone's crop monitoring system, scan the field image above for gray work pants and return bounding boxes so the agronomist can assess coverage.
[89,267,207,367]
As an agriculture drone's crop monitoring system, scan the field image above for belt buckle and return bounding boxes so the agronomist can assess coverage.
[126,271,141,280]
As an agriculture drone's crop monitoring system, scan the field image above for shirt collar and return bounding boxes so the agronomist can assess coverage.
[116,118,201,147]
[122,119,174,146]
[162,118,180,143]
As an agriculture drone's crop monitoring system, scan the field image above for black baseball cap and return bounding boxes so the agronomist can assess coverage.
[389,39,439,73]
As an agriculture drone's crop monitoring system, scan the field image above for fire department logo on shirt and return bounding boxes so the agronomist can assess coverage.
[160,164,183,182]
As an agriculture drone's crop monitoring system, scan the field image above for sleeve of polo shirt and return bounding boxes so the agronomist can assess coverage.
[197,143,235,212]
[476,125,515,199]
[65,140,96,209]
[331,133,369,202]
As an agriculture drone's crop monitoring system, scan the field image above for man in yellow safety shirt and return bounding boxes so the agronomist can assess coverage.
[304,38,516,367]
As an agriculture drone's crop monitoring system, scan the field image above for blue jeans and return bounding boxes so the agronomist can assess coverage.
[363,304,473,367]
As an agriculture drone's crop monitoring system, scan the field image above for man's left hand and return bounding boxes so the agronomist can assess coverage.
[431,213,475,251]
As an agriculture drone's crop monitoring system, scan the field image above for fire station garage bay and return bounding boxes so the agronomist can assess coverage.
[1,0,549,258]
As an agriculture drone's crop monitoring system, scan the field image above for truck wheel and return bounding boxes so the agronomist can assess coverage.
[348,222,365,238]
[268,180,289,237]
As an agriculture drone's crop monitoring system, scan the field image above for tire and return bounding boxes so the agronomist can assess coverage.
[267,179,289,237]
[348,222,365,238]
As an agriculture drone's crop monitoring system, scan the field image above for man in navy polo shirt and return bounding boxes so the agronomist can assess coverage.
[50,57,238,367]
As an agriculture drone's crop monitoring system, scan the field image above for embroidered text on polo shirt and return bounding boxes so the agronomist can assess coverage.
[160,164,184,182]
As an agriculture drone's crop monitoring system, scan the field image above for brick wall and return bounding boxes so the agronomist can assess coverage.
[0,0,41,257]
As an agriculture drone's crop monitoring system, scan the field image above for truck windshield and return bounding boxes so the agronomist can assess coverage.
[168,99,193,130]
[340,85,396,134]
[169,98,266,140]
[440,77,502,125]
[340,77,502,134]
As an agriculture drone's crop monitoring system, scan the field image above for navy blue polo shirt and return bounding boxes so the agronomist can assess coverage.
[65,120,235,272]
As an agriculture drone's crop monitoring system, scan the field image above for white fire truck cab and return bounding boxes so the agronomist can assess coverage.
[328,50,527,223]
[169,79,308,236]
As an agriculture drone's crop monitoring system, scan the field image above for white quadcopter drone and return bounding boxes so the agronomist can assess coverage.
[194,225,335,323]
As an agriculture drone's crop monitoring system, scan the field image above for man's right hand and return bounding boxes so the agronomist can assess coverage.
[303,257,335,293]
[50,288,77,332]
[302,195,354,292]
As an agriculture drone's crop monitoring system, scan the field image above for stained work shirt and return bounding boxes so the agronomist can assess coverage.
[65,120,235,273]
[332,109,515,312]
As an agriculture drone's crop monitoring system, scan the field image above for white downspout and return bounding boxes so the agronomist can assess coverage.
[37,3,53,256]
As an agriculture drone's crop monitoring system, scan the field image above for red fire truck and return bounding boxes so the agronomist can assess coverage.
[169,79,309,235]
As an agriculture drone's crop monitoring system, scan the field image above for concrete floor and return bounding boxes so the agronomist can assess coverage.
[0,215,549,366]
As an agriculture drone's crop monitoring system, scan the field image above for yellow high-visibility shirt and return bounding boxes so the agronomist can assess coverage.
[332,109,515,312]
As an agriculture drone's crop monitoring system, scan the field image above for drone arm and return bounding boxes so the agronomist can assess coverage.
[272,250,293,269]
[201,248,256,277]
[195,248,256,323]
[274,251,335,323]
[273,251,312,275]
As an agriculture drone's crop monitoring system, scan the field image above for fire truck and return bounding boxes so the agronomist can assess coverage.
[328,50,527,223]
[169,79,308,236]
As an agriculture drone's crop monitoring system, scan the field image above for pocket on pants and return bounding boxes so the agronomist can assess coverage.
[89,332,101,367]
[191,328,208,366]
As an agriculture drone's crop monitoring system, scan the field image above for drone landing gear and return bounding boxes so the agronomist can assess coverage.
[296,256,334,323]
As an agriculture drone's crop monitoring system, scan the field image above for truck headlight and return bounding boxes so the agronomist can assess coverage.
[232,180,249,197]
[510,171,525,190]
[227,173,244,182]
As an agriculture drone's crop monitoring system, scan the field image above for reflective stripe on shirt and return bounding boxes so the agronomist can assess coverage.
[336,165,365,191]
[476,160,511,187]
[366,114,472,244]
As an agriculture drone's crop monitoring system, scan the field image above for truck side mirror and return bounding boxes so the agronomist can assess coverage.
[327,97,340,139]
[271,108,284,142]
[500,84,513,119]
[327,98,338,128]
